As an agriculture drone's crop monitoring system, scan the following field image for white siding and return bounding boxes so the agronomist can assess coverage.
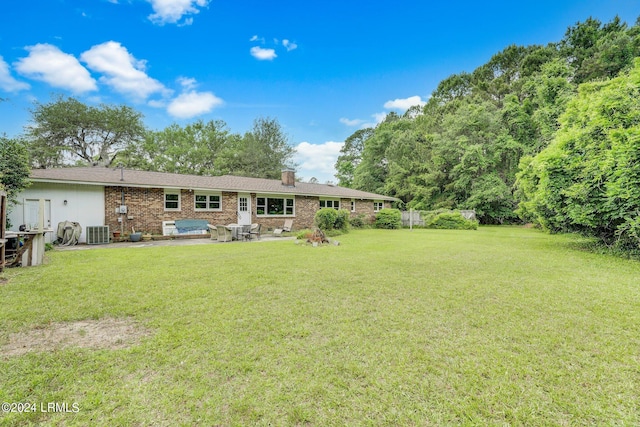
[9,183,105,243]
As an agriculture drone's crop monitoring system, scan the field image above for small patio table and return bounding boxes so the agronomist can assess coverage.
[227,225,244,240]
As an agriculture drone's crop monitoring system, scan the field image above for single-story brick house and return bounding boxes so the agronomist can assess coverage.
[10,167,397,243]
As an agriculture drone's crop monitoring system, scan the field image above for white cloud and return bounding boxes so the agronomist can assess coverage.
[0,56,30,92]
[250,46,277,61]
[294,141,344,183]
[167,90,223,118]
[14,44,97,94]
[81,41,168,101]
[177,76,197,90]
[282,39,298,51]
[339,117,364,127]
[147,99,166,108]
[147,0,209,25]
[383,95,425,111]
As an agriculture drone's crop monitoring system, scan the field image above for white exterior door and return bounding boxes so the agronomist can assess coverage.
[24,199,51,229]
[237,194,251,225]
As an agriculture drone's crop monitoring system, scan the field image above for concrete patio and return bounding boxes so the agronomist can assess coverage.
[55,234,296,251]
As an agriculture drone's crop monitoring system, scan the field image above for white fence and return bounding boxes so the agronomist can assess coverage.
[401,210,476,227]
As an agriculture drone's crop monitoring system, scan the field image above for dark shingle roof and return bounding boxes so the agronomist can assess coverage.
[30,167,397,201]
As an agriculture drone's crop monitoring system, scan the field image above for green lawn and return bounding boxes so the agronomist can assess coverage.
[1,227,639,426]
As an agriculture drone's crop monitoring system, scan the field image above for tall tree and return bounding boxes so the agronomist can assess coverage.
[335,128,373,187]
[352,115,407,195]
[340,16,638,226]
[0,135,31,205]
[214,117,296,179]
[560,16,640,84]
[515,58,640,249]
[118,119,230,175]
[27,96,146,168]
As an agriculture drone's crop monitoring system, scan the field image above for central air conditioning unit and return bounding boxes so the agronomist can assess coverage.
[86,226,110,245]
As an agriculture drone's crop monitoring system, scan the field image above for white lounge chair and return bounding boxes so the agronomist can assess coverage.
[273,219,293,236]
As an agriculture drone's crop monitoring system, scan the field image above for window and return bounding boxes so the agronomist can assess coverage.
[374,201,384,212]
[164,190,181,211]
[319,199,340,210]
[194,193,221,211]
[350,199,356,212]
[257,196,294,216]
[238,196,248,212]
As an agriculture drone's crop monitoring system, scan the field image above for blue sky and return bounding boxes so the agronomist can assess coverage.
[0,1,638,182]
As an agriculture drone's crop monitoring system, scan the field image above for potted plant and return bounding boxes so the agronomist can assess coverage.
[130,227,142,242]
[142,232,152,241]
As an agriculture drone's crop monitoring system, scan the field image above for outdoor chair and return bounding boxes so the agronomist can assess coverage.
[273,219,293,237]
[216,225,232,242]
[250,223,261,240]
[207,224,218,240]
[238,224,252,241]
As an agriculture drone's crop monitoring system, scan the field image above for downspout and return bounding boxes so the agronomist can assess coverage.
[121,189,125,236]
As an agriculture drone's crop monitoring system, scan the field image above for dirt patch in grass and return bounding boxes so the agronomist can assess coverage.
[1,318,151,357]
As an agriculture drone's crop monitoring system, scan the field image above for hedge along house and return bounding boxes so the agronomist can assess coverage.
[9,167,397,243]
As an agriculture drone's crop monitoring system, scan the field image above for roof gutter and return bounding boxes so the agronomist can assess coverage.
[30,177,397,201]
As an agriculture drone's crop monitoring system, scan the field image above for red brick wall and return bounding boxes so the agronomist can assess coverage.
[105,187,237,235]
[104,186,386,234]
[340,198,387,224]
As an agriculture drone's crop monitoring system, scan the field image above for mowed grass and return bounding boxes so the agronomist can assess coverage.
[1,227,639,426]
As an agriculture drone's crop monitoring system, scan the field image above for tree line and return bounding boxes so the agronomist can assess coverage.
[336,16,640,250]
[4,95,295,179]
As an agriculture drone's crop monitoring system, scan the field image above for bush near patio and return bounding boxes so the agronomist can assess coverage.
[375,208,402,229]
[314,208,350,232]
[347,214,368,229]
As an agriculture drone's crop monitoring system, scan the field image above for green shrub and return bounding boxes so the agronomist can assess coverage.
[314,208,350,232]
[375,208,402,229]
[348,214,367,229]
[315,208,338,231]
[426,212,478,230]
[334,209,350,232]
[421,208,454,225]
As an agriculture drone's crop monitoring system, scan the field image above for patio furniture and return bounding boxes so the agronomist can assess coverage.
[174,219,209,235]
[238,224,252,241]
[249,223,261,240]
[226,224,243,240]
[216,225,232,242]
[207,224,218,240]
[273,219,293,236]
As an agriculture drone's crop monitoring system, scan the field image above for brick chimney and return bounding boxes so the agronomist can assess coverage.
[281,168,296,187]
